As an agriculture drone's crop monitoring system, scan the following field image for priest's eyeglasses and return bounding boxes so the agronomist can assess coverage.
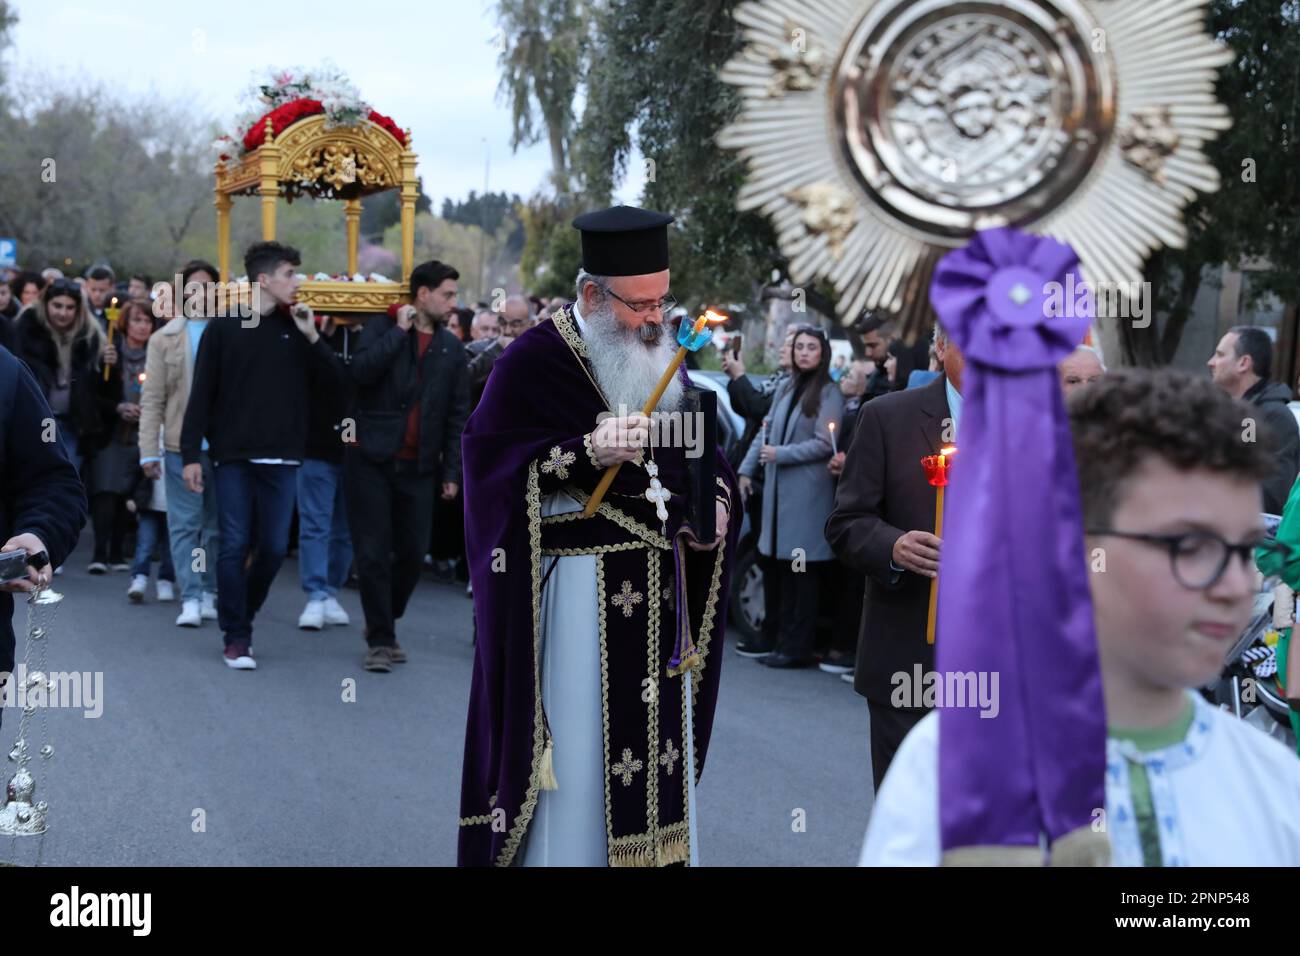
[1085,529,1283,590]
[604,288,677,316]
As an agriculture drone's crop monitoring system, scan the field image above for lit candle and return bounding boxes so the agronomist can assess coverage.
[582,310,726,518]
[828,421,838,456]
[921,445,957,645]
[103,296,120,381]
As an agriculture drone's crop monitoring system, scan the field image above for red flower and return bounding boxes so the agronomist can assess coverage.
[367,110,406,145]
[242,98,325,150]
[240,98,407,152]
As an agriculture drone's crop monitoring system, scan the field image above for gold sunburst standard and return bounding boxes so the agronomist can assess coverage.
[718,0,1232,346]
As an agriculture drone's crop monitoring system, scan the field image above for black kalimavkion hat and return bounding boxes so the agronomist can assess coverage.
[572,205,675,276]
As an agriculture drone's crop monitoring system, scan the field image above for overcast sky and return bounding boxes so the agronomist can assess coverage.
[5,0,638,211]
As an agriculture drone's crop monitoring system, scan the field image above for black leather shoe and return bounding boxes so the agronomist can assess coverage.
[761,652,815,669]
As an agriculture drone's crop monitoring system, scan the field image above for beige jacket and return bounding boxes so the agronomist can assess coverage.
[138,317,200,460]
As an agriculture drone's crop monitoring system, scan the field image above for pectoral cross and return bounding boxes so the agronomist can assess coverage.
[644,459,670,532]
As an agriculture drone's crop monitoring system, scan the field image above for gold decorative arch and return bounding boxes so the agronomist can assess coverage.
[214,113,419,313]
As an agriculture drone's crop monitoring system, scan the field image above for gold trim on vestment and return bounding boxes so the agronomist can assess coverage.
[557,485,672,550]
[645,548,662,849]
[550,307,588,359]
[583,431,601,469]
[597,554,615,853]
[609,820,690,868]
[689,536,727,784]
[493,462,545,867]
[540,541,648,557]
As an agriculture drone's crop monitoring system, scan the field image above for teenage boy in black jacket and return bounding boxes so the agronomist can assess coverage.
[345,260,469,672]
[180,241,346,670]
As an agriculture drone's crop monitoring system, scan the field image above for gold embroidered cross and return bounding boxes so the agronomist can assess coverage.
[659,740,679,775]
[612,748,643,786]
[540,445,576,480]
[610,580,643,618]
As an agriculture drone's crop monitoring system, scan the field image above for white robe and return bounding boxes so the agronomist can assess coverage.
[521,489,609,866]
[860,691,1300,866]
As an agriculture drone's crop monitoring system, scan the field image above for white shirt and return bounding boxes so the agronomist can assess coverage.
[945,378,962,438]
[571,300,588,337]
[860,692,1300,866]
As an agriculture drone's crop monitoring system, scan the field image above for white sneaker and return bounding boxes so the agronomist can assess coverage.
[176,600,202,627]
[156,579,175,602]
[127,574,148,603]
[223,645,256,670]
[200,592,218,620]
[322,597,350,626]
[298,599,325,630]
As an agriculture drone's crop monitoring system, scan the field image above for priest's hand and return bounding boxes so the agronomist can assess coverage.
[892,530,941,578]
[591,414,651,466]
[684,500,729,552]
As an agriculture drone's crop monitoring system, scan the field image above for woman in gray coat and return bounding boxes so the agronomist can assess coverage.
[738,325,844,668]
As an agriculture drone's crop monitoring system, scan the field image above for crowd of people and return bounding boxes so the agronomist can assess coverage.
[4,241,1300,866]
[719,309,1300,784]
[0,251,566,673]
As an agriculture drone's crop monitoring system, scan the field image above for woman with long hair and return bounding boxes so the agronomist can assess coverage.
[737,324,845,668]
[14,279,118,571]
[92,299,162,576]
[14,278,116,472]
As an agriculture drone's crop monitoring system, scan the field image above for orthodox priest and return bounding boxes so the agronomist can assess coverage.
[457,206,741,867]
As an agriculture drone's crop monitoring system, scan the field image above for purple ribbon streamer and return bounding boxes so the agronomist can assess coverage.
[931,227,1108,853]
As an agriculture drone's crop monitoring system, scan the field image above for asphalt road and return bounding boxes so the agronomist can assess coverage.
[4,541,873,867]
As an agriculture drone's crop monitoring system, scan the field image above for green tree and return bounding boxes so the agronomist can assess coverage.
[571,0,780,309]
[0,81,215,277]
[494,0,585,194]
[1122,0,1300,365]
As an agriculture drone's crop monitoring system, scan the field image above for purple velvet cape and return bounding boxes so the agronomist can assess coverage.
[930,228,1107,856]
[456,308,741,866]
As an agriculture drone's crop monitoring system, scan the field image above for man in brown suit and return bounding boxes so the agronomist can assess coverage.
[825,328,965,790]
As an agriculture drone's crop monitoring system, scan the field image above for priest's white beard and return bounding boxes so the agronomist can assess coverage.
[584,301,684,414]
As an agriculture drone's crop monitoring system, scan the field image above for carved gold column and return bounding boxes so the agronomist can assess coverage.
[399,129,418,285]
[258,117,281,242]
[215,183,232,283]
[344,198,362,276]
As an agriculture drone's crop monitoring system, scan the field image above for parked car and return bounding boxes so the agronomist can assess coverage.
[687,369,766,639]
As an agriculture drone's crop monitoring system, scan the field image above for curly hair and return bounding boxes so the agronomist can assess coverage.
[1069,367,1275,527]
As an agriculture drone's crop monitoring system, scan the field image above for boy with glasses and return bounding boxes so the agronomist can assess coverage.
[862,367,1300,865]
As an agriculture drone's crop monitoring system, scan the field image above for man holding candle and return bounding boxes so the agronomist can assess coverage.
[458,206,742,867]
[825,324,965,790]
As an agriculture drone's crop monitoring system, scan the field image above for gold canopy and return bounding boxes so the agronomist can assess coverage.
[213,112,418,313]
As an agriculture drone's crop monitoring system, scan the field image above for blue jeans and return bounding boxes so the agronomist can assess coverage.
[164,452,220,602]
[213,460,298,647]
[131,510,176,581]
[296,459,352,601]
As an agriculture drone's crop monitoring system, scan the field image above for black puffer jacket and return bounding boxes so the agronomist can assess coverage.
[1243,378,1300,515]
[12,309,119,450]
